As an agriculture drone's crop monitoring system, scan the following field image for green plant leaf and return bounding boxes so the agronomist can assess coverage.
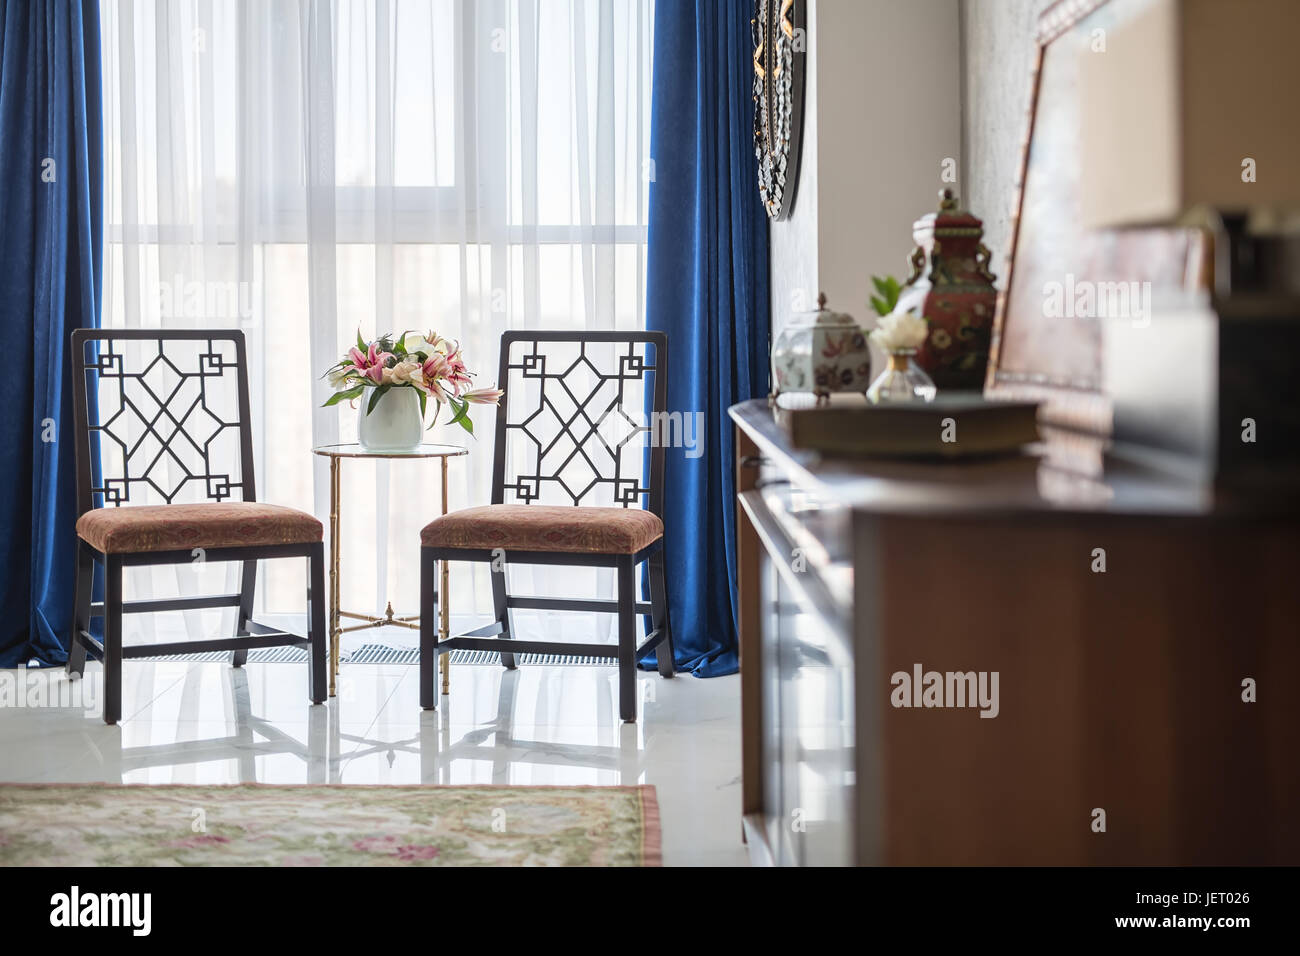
[416,388,427,419]
[449,399,474,435]
[321,385,365,408]
[446,397,469,426]
[869,275,903,316]
[425,393,443,429]
[356,328,367,352]
[366,384,391,415]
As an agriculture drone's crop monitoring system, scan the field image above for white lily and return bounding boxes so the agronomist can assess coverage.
[870,311,930,352]
[388,360,422,385]
[405,330,449,357]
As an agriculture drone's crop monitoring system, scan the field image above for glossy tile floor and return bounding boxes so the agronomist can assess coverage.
[0,659,747,866]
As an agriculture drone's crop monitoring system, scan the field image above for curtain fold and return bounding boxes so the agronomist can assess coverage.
[0,0,104,666]
[644,0,769,676]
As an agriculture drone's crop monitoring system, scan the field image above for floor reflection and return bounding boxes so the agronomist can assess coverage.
[0,661,747,865]
[349,671,646,786]
[55,665,648,787]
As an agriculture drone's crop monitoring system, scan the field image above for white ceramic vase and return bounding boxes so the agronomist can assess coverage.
[358,386,423,451]
[769,293,871,400]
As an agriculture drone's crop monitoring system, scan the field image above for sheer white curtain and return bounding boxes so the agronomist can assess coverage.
[100,0,653,646]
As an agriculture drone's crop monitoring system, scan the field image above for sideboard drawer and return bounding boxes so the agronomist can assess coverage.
[743,487,854,866]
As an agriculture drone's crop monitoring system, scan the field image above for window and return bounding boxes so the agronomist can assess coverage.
[100,0,654,636]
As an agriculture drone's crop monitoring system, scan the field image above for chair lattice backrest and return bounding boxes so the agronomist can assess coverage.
[70,329,257,516]
[492,331,668,517]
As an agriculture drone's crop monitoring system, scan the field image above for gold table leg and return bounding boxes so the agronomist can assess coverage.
[329,456,342,697]
[324,449,452,698]
[440,456,450,696]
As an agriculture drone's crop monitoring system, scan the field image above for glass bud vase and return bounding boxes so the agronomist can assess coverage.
[866,349,937,404]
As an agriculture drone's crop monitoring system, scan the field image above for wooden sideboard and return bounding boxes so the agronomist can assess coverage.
[731,398,1299,866]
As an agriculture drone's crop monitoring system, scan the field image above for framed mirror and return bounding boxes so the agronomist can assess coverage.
[984,0,1210,434]
[752,0,806,221]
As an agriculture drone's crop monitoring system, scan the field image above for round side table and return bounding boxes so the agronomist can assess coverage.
[312,443,468,698]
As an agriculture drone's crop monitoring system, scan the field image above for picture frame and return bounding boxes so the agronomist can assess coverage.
[983,0,1211,435]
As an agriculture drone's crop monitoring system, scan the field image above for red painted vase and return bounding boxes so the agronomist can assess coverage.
[893,189,999,391]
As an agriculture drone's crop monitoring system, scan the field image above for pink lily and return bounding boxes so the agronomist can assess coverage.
[420,353,449,395]
[462,386,504,405]
[348,343,393,384]
[441,342,473,395]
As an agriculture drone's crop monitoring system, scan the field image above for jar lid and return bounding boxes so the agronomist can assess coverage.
[804,292,858,327]
[912,188,984,238]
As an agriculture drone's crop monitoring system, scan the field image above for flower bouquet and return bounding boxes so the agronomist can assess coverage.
[322,331,502,448]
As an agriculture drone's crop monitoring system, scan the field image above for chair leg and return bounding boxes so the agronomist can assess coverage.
[420,548,439,710]
[307,544,327,704]
[103,556,123,725]
[491,561,516,669]
[232,559,257,667]
[67,541,92,678]
[649,549,675,678]
[617,556,636,722]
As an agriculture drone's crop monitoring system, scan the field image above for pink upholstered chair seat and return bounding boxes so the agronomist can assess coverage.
[420,504,663,554]
[77,502,323,554]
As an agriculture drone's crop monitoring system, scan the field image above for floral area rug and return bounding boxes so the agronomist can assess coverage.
[0,784,661,866]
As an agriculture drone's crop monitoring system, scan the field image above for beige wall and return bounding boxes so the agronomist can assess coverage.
[770,0,1067,358]
[769,0,962,363]
[768,0,820,337]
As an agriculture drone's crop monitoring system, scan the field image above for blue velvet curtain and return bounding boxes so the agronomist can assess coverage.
[644,0,769,677]
[0,0,103,666]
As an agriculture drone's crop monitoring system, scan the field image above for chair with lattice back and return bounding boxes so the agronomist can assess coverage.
[67,329,327,724]
[419,330,674,721]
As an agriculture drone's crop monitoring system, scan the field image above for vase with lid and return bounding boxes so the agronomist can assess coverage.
[770,293,871,401]
[894,189,999,390]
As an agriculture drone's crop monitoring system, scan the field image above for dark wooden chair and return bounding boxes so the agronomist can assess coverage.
[67,329,327,724]
[419,330,674,721]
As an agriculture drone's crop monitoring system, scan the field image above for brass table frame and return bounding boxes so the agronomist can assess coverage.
[312,442,468,698]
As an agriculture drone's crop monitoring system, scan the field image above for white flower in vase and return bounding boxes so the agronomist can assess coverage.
[389,360,423,385]
[866,311,936,404]
[869,311,930,353]
[319,329,503,446]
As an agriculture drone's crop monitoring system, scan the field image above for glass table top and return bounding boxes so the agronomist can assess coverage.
[311,442,468,459]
